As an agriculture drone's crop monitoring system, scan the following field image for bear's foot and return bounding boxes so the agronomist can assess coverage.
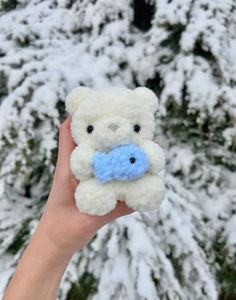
[124,175,165,211]
[75,179,117,216]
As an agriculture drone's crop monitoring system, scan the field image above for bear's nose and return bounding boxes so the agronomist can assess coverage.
[108,123,120,131]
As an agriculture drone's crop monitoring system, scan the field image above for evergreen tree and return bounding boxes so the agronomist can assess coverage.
[0,0,235,299]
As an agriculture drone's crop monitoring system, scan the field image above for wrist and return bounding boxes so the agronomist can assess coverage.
[33,223,74,262]
[34,216,76,260]
[36,207,98,257]
[3,222,73,300]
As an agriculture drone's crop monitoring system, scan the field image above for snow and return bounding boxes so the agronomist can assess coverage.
[0,0,236,299]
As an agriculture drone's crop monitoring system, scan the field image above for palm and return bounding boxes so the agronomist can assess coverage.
[42,117,133,254]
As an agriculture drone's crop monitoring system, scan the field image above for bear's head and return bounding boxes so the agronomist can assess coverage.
[66,86,158,151]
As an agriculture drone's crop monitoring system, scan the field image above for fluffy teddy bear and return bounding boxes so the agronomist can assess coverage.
[66,86,165,216]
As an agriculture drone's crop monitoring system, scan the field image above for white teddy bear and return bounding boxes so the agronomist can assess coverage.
[66,86,165,216]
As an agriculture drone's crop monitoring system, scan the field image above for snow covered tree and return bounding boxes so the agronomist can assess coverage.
[0,0,236,299]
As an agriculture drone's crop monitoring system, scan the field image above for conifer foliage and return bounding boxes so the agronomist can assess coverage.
[0,1,236,299]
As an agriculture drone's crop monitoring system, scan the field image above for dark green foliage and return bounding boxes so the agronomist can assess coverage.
[193,37,224,81]
[66,272,97,300]
[213,238,236,299]
[66,283,80,300]
[160,24,185,54]
[162,99,236,172]
[6,218,31,254]
[15,35,31,48]
[219,291,236,300]
[0,0,18,11]
[56,99,68,123]
[218,264,236,299]
[163,99,225,144]
[132,0,155,31]
[151,270,159,287]
[166,251,185,285]
[0,70,8,102]
[193,38,216,63]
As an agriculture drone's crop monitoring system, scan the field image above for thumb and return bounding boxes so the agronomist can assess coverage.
[57,116,76,172]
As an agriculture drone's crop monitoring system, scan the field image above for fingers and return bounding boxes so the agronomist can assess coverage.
[100,201,134,224]
[57,116,76,171]
[48,116,77,205]
[113,201,134,217]
[80,201,134,232]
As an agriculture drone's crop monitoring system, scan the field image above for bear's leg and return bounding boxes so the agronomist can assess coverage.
[124,175,165,211]
[75,178,117,216]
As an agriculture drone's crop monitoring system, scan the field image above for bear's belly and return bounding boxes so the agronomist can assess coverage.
[92,144,149,183]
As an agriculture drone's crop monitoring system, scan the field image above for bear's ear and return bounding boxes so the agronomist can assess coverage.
[134,87,159,114]
[65,86,92,114]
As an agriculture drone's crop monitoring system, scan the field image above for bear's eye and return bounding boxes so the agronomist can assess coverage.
[133,124,141,133]
[87,125,94,134]
[130,157,136,164]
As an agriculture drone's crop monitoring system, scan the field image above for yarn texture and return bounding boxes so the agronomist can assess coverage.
[66,86,165,215]
[92,144,149,183]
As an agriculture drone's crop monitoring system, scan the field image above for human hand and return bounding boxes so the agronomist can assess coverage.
[37,116,133,257]
[3,117,133,300]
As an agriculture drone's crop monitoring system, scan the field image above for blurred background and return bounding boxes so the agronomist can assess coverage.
[0,0,236,299]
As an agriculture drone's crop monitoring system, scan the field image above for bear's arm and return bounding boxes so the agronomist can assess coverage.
[141,141,165,175]
[70,144,94,180]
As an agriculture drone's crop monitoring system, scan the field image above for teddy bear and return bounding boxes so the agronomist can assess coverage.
[65,86,165,216]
